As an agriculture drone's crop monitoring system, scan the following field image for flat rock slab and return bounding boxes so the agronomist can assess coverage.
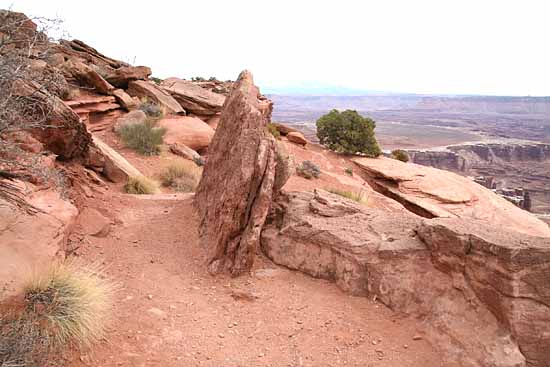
[353,156,550,237]
[161,77,225,115]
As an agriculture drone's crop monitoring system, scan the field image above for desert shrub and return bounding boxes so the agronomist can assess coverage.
[266,123,281,139]
[328,188,368,204]
[296,160,320,179]
[391,149,409,162]
[123,176,159,195]
[344,167,353,176]
[138,99,163,118]
[316,109,381,156]
[159,161,202,192]
[23,261,114,348]
[0,261,114,366]
[118,120,165,156]
[149,76,163,85]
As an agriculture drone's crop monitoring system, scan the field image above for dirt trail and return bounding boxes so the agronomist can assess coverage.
[70,191,445,367]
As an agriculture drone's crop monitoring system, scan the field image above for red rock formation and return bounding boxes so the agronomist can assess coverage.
[286,131,308,146]
[161,77,226,116]
[158,116,215,151]
[262,189,550,367]
[127,80,185,115]
[194,70,278,276]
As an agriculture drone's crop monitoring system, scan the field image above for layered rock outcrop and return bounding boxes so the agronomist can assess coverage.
[353,156,550,237]
[0,183,78,299]
[262,189,550,367]
[194,70,281,276]
[160,77,226,116]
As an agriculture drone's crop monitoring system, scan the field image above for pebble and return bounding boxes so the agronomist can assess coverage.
[413,335,422,340]
[147,294,153,300]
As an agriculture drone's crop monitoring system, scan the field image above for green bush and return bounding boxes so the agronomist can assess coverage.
[391,149,409,162]
[266,123,281,139]
[344,167,353,176]
[118,120,165,156]
[316,109,381,156]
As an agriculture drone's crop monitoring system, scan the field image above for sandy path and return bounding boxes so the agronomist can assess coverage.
[69,191,444,367]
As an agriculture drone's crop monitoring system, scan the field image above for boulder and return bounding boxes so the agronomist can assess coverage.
[353,156,550,237]
[0,183,78,299]
[102,65,151,88]
[113,110,147,133]
[111,88,137,111]
[127,80,185,115]
[261,190,540,367]
[91,135,145,183]
[158,116,214,151]
[271,122,299,136]
[169,142,201,162]
[62,58,114,94]
[76,207,111,237]
[160,77,226,116]
[194,70,281,276]
[286,131,308,146]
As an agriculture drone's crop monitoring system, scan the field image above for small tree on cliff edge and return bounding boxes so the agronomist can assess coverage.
[316,109,381,156]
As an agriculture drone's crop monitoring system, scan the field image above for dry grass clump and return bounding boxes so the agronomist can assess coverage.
[123,176,159,195]
[159,161,202,192]
[0,261,115,366]
[118,119,166,156]
[328,188,368,204]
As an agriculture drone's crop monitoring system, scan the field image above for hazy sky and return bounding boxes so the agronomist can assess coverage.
[3,0,550,96]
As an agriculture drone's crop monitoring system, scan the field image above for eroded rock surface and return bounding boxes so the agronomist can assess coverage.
[0,183,78,299]
[194,70,280,276]
[262,189,549,367]
[161,77,226,116]
[353,156,550,237]
[159,116,215,151]
[127,80,185,115]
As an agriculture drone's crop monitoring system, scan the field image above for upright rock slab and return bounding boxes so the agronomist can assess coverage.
[194,70,278,276]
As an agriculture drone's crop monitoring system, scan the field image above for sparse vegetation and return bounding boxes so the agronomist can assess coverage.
[149,76,163,85]
[327,188,368,204]
[316,109,381,156]
[345,167,353,176]
[159,161,202,192]
[267,123,281,139]
[123,176,159,194]
[138,99,163,118]
[0,261,114,366]
[118,120,166,156]
[296,160,321,179]
[391,149,410,162]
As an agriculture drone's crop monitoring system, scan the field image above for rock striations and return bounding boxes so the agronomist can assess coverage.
[262,189,550,367]
[194,70,283,276]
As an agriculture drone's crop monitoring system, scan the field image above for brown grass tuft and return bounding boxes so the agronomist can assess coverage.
[327,188,368,204]
[159,161,202,192]
[123,176,159,195]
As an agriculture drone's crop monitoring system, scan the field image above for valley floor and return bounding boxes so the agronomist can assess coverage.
[67,191,445,367]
